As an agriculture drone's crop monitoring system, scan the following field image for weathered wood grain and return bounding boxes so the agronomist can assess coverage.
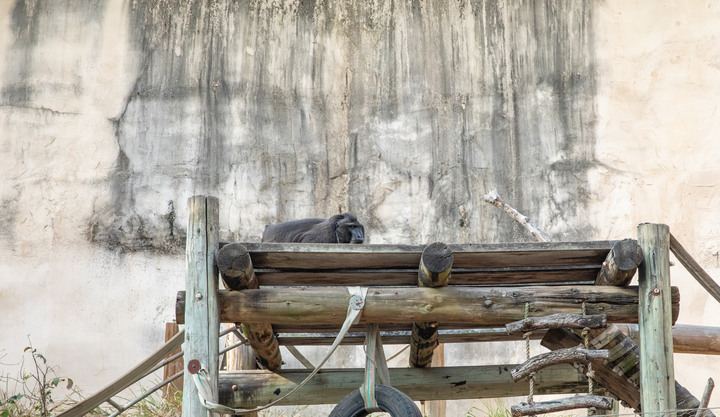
[226,241,615,270]
[638,223,676,416]
[217,364,588,408]
[511,347,609,381]
[176,285,680,326]
[506,313,606,335]
[182,196,220,417]
[410,242,454,368]
[595,238,643,286]
[511,395,614,417]
[216,242,282,371]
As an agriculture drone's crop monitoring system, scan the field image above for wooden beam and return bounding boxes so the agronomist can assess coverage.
[510,395,614,417]
[595,238,643,286]
[182,196,220,417]
[670,233,720,304]
[638,223,676,417]
[253,266,600,287]
[216,364,589,408]
[237,241,615,270]
[176,285,680,326]
[410,242,454,367]
[506,313,606,335]
[615,323,720,356]
[511,347,609,382]
[217,243,282,371]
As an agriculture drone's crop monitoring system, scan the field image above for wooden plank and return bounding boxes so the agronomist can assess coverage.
[637,223,676,417]
[232,241,615,270]
[616,323,720,356]
[254,266,599,286]
[275,328,543,345]
[511,395,614,417]
[55,330,185,417]
[176,285,680,326]
[217,364,588,407]
[182,196,220,417]
[670,233,720,304]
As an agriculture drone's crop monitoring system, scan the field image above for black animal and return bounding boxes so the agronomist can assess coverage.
[261,213,365,244]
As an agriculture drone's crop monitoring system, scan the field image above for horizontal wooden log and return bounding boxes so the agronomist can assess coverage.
[175,285,680,326]
[232,241,615,270]
[253,266,600,286]
[275,328,543,345]
[506,313,607,335]
[595,238,643,286]
[616,324,720,356]
[511,347,610,381]
[511,395,614,417]
[271,324,720,355]
[217,364,588,408]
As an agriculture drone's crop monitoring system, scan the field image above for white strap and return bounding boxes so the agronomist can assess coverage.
[190,287,369,414]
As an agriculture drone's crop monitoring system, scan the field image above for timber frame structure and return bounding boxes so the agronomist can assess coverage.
[177,195,717,417]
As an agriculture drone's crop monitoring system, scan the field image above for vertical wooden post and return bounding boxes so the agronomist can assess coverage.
[409,242,454,368]
[163,322,184,398]
[183,196,220,417]
[637,223,676,417]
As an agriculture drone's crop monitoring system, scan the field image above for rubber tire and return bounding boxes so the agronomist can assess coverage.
[329,385,423,417]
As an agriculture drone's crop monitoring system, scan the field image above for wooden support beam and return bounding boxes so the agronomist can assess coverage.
[217,364,589,408]
[595,238,643,286]
[638,223,676,417]
[511,347,610,382]
[615,323,720,356]
[410,242,454,368]
[216,243,282,371]
[176,285,680,326]
[182,195,220,417]
[670,233,720,304]
[506,313,606,335]
[510,395,614,417]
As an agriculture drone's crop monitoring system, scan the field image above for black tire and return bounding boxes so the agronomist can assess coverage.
[329,385,422,417]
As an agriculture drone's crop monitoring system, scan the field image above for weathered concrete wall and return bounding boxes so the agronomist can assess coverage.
[0,0,718,414]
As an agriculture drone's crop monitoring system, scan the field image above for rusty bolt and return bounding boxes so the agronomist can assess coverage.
[195,292,203,300]
[232,384,239,391]
[653,288,661,295]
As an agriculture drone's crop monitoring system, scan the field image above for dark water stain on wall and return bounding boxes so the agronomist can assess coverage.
[85,0,597,249]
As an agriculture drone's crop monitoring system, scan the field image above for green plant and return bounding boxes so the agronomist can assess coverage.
[0,338,77,417]
[466,399,513,417]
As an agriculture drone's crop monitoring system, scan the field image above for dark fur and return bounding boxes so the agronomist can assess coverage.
[261,213,365,244]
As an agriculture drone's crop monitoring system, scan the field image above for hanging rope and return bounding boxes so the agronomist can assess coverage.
[523,302,536,407]
[582,301,597,416]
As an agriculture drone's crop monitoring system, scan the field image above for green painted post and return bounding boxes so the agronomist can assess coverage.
[637,223,676,417]
[182,196,220,417]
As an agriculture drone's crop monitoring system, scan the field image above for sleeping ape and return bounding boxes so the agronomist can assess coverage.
[261,213,365,244]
